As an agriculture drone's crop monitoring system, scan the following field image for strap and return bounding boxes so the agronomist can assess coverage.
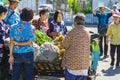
[3,11,15,24]
[8,11,15,19]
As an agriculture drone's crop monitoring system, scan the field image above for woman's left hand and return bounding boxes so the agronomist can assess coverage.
[9,55,14,64]
[13,41,18,45]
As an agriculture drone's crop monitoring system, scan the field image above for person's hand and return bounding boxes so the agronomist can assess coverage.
[52,32,60,36]
[13,41,18,45]
[9,55,14,64]
[106,39,109,45]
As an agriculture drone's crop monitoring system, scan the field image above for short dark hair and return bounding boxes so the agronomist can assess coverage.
[99,7,105,10]
[54,10,63,22]
[39,9,49,16]
[0,5,7,14]
[8,0,20,3]
[74,13,85,25]
[20,8,34,21]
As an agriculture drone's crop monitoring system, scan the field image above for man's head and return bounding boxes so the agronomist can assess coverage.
[74,13,85,27]
[99,7,105,14]
[8,0,20,10]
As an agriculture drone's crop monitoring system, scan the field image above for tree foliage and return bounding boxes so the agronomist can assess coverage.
[68,0,92,14]
[3,0,8,5]
[68,0,81,13]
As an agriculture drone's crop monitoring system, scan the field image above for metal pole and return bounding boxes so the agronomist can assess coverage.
[36,0,38,14]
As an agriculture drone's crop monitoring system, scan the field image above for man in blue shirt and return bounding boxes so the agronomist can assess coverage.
[93,6,114,58]
[4,0,20,25]
[3,0,20,38]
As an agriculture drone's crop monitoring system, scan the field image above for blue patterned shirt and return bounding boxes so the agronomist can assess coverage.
[4,8,20,26]
[49,20,67,37]
[10,20,36,54]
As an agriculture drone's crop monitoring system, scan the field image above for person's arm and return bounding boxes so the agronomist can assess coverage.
[9,38,14,64]
[61,33,70,50]
[104,6,114,14]
[93,7,99,15]
[106,35,110,45]
[106,25,112,45]
[10,38,14,56]
[14,40,33,46]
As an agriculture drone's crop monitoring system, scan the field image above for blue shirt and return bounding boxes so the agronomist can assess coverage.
[49,20,67,36]
[4,8,20,26]
[10,20,36,54]
[95,12,112,31]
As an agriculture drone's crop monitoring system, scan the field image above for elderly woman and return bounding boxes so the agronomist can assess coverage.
[61,13,90,80]
[49,10,67,39]
[106,11,120,69]
[32,9,49,34]
[9,8,35,80]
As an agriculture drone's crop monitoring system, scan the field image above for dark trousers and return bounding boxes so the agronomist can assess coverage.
[99,36,108,56]
[0,47,10,80]
[110,44,120,66]
[65,69,87,80]
[12,52,34,80]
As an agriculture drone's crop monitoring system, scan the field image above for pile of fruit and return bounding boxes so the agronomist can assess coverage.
[53,34,65,60]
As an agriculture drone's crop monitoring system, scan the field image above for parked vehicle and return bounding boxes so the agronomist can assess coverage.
[38,4,53,12]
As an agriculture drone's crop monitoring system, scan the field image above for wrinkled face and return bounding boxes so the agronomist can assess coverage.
[0,12,8,21]
[57,13,63,22]
[41,12,49,21]
[100,7,105,13]
[9,1,19,10]
[113,16,120,24]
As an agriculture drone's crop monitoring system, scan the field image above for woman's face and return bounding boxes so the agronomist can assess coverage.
[41,12,49,21]
[56,13,63,22]
[9,2,19,10]
[113,16,120,24]
[0,12,7,21]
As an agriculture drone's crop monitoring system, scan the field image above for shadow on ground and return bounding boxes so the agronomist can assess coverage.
[101,67,120,76]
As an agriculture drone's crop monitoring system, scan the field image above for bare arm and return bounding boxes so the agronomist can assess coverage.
[104,6,114,14]
[10,38,14,56]
[93,7,99,15]
[9,38,14,64]
[14,40,34,46]
[106,35,110,45]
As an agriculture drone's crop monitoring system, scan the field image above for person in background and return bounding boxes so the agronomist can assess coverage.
[61,13,90,80]
[9,8,36,80]
[3,0,20,38]
[0,5,8,80]
[48,10,67,39]
[32,8,49,34]
[106,11,120,69]
[113,2,120,12]
[4,0,20,26]
[93,6,114,59]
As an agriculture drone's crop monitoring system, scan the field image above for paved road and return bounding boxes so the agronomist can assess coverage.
[37,26,120,80]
